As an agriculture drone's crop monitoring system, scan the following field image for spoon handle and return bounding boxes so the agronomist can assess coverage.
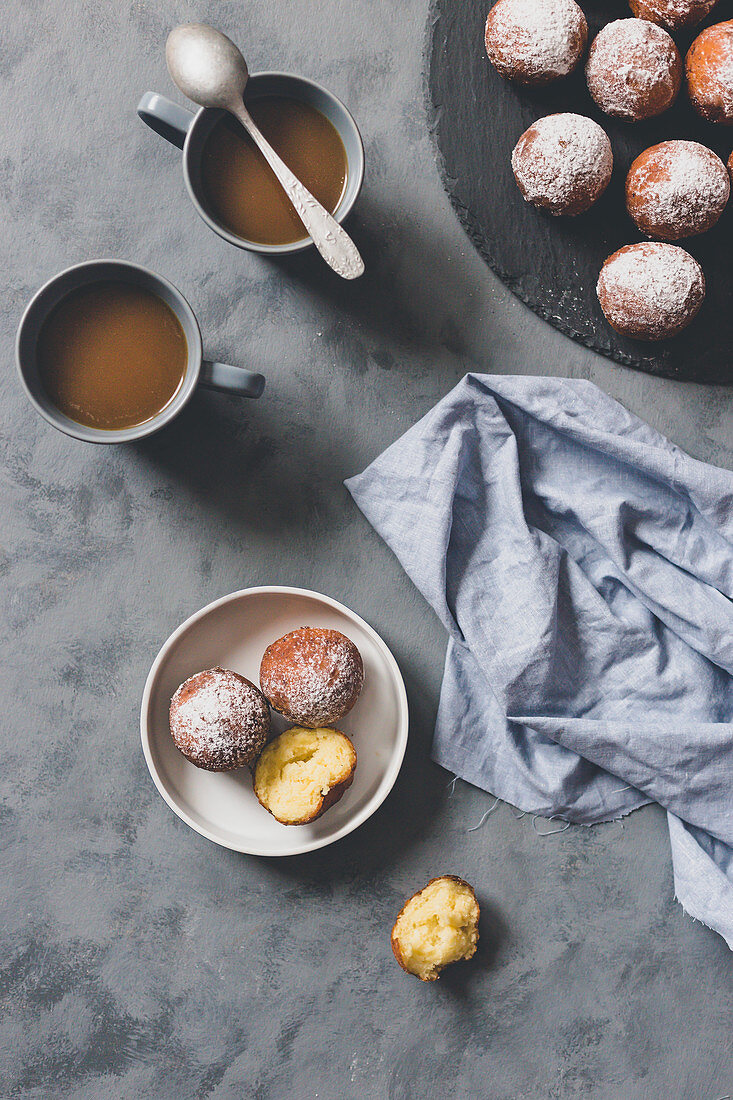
[232,101,364,281]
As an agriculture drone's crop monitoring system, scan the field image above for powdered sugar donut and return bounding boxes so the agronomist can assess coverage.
[626,141,730,239]
[597,243,705,339]
[686,20,733,125]
[511,113,613,215]
[586,20,681,120]
[629,0,718,33]
[260,627,364,728]
[485,0,588,85]
[169,667,271,771]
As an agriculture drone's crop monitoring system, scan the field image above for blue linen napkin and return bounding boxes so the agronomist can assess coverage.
[345,374,733,947]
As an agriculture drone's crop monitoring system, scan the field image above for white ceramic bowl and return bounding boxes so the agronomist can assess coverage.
[140,587,409,856]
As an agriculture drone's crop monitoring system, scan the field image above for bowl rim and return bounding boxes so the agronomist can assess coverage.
[140,586,409,856]
[182,70,366,256]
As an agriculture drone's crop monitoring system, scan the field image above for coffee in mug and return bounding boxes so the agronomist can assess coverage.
[37,281,188,430]
[200,96,348,247]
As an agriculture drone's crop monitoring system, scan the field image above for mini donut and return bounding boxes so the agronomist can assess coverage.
[169,667,271,771]
[260,627,364,728]
[585,20,681,121]
[626,140,730,239]
[629,0,718,33]
[511,113,613,215]
[686,20,733,125]
[597,242,705,340]
[485,0,588,85]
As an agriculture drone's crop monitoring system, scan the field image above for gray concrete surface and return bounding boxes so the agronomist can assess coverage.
[1,1,731,1097]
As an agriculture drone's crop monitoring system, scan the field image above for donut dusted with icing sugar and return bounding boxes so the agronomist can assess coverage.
[629,0,718,33]
[484,0,588,85]
[511,113,613,216]
[597,243,705,340]
[260,627,364,728]
[586,19,681,121]
[626,141,730,239]
[169,667,271,771]
[686,20,733,125]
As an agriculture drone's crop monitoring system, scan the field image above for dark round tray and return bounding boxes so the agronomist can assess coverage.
[426,0,733,382]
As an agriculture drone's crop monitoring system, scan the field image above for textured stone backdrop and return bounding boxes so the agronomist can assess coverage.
[0,1,731,1097]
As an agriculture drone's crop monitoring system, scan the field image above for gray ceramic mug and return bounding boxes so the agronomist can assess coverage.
[138,72,365,256]
[16,259,265,444]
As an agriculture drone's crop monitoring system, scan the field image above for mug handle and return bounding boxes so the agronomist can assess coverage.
[200,361,266,399]
[137,92,194,150]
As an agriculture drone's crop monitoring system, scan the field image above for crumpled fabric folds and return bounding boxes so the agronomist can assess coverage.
[346,374,733,947]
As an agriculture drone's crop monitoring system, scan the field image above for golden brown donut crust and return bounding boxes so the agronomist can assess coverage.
[686,20,733,124]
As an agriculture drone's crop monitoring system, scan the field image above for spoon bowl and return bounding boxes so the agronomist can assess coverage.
[166,23,249,111]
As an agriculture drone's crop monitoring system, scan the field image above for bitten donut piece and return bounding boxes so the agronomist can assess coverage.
[626,141,730,239]
[686,21,733,125]
[585,20,681,120]
[629,0,718,33]
[253,726,357,825]
[391,877,480,982]
[597,243,705,340]
[169,667,271,771]
[511,113,613,215]
[484,0,588,85]
[260,627,364,728]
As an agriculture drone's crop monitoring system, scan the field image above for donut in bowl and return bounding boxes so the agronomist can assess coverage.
[253,726,357,825]
[169,667,271,771]
[260,626,364,728]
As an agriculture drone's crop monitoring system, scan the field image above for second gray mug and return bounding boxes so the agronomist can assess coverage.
[16,259,265,444]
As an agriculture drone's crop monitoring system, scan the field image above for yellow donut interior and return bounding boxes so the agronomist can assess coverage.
[392,877,480,981]
[254,726,356,826]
